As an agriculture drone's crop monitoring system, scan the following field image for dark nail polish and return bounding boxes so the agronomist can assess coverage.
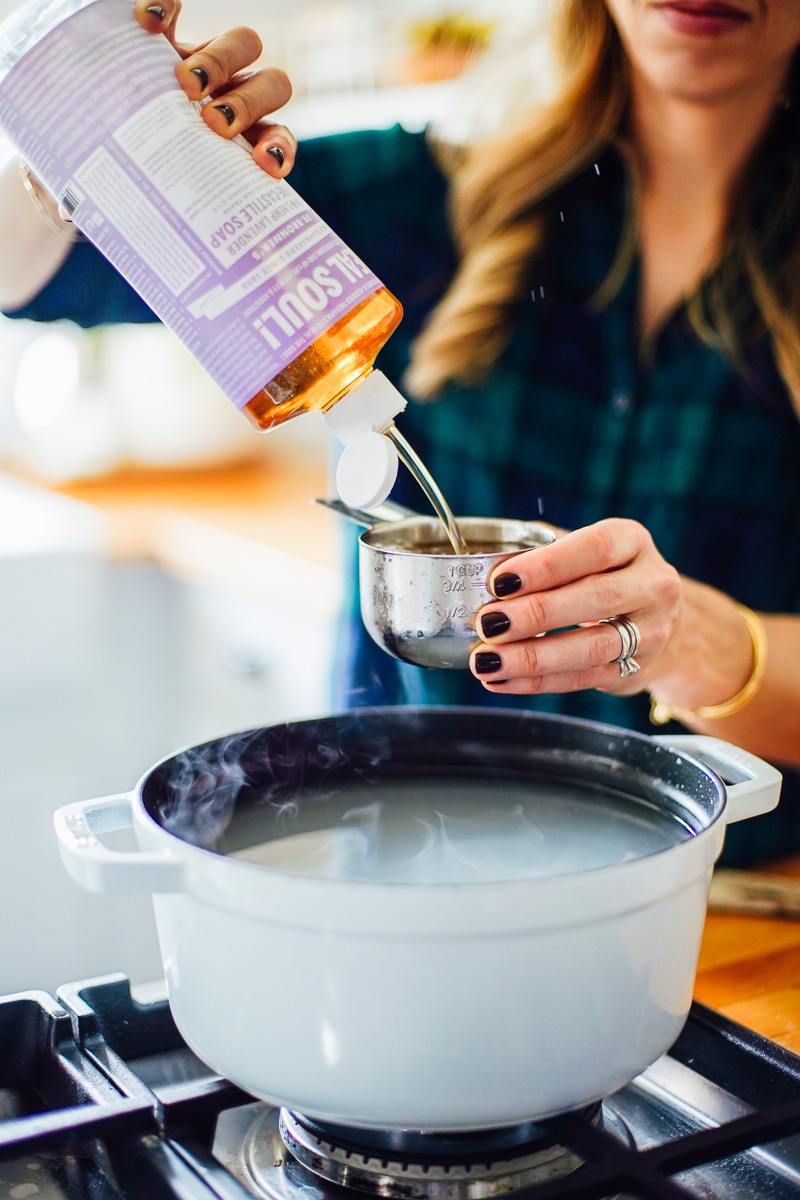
[145,5,165,18]
[267,145,285,168]
[489,679,508,685]
[475,651,502,675]
[493,572,522,598]
[191,66,209,92]
[480,611,510,638]
[214,103,235,126]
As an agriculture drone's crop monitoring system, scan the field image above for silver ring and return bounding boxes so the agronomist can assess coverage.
[598,616,641,677]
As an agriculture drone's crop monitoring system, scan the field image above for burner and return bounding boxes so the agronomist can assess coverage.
[7,974,800,1200]
[213,1104,626,1200]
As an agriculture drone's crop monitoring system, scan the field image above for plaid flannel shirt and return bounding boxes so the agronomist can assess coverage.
[7,125,800,863]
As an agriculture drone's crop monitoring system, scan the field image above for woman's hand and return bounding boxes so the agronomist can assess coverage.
[470,518,684,695]
[470,516,800,767]
[1,0,295,310]
[134,0,296,177]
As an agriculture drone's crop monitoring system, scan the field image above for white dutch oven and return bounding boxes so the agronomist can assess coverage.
[53,708,781,1131]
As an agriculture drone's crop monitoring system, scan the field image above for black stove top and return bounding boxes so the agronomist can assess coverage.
[3,973,800,1200]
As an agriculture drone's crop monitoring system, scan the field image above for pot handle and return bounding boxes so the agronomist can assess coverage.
[653,735,782,824]
[53,794,185,893]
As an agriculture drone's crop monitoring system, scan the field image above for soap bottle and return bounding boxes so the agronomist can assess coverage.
[0,0,408,509]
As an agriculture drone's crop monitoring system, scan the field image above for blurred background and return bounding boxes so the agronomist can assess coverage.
[0,0,555,993]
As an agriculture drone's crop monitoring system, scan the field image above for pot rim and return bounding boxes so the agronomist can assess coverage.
[131,709,730,932]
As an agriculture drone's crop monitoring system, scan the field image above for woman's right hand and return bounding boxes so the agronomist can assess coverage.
[1,2,296,310]
[133,0,296,178]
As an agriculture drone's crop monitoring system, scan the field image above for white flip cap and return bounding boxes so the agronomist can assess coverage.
[336,432,399,511]
[323,371,408,510]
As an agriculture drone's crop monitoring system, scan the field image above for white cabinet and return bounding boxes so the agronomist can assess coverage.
[0,475,340,993]
[0,478,168,993]
[154,517,341,747]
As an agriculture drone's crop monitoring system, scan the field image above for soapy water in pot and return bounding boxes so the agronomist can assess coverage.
[216,776,694,884]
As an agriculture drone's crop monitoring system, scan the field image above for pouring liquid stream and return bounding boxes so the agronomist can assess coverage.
[386,425,469,554]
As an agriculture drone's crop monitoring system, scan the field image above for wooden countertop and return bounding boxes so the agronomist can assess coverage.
[54,456,338,569]
[697,854,800,1052]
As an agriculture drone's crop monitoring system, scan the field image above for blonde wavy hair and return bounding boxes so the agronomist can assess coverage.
[404,0,800,419]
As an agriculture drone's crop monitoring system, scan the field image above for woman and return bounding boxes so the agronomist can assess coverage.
[3,0,800,861]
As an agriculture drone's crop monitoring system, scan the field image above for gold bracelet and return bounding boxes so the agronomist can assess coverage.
[18,162,82,242]
[649,604,768,725]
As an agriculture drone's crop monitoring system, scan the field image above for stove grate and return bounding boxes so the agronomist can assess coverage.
[1,977,800,1200]
[526,1094,800,1199]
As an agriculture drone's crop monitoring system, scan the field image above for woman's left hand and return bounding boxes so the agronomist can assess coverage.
[470,518,683,694]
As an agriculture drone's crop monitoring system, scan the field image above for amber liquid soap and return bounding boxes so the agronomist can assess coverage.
[241,289,402,430]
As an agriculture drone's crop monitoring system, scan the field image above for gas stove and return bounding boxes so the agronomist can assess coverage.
[3,975,800,1200]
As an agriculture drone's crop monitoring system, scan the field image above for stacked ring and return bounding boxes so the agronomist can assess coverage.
[598,616,641,677]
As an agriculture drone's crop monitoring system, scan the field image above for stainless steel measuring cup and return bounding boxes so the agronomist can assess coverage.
[316,500,557,669]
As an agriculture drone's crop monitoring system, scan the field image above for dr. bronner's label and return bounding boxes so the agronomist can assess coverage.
[0,0,381,408]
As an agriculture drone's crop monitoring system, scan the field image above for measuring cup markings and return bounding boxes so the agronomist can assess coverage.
[447,562,484,579]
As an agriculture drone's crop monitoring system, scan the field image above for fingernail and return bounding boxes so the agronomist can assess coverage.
[267,146,285,168]
[480,611,510,639]
[145,5,165,18]
[475,651,502,675]
[191,66,209,92]
[493,572,522,598]
[214,103,236,126]
[489,679,508,685]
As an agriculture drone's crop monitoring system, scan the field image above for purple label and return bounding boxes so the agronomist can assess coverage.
[0,0,382,408]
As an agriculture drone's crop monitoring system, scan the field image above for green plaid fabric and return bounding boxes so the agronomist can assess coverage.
[293,128,800,865]
[7,124,800,863]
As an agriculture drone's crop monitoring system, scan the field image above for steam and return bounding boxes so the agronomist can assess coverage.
[155,708,559,882]
[159,729,262,848]
[228,791,556,885]
[157,711,402,850]
[326,798,551,884]
[154,710,687,883]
